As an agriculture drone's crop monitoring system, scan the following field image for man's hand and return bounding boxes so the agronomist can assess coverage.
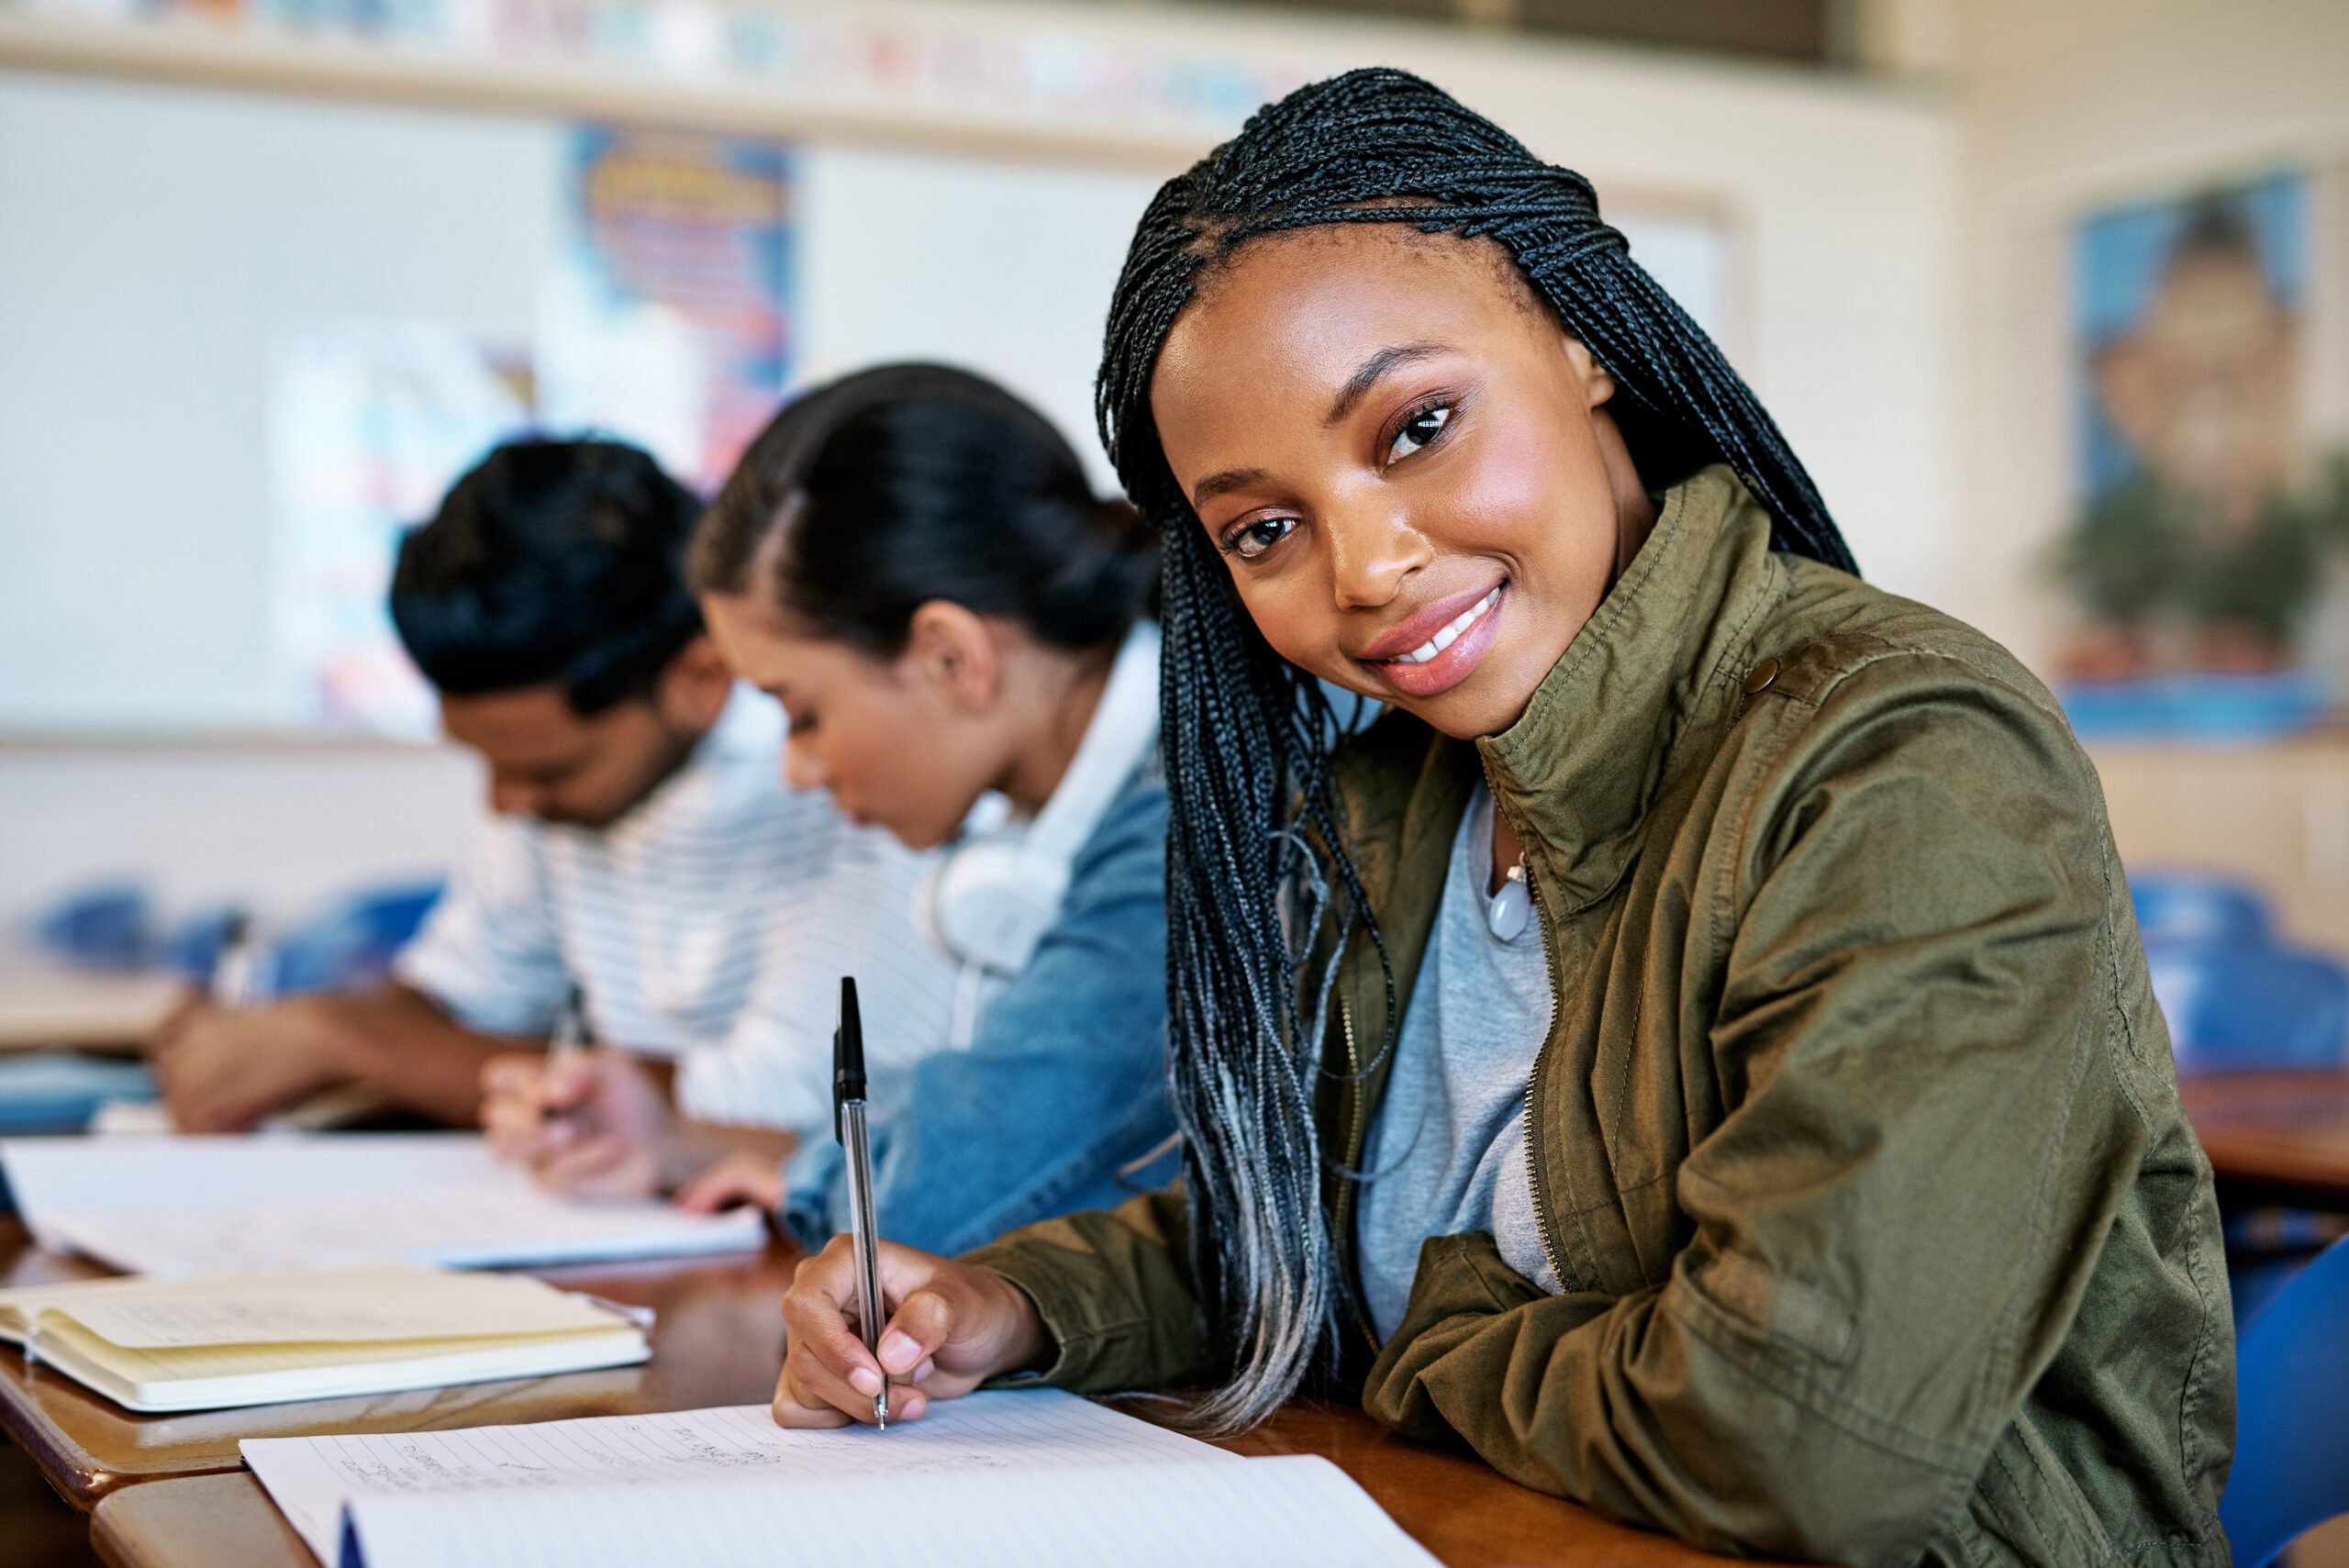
[149,997,351,1132]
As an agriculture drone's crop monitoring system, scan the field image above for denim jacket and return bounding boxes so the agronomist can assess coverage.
[783,759,1175,1257]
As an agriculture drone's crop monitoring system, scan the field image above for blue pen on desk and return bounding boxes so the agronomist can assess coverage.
[833,976,888,1429]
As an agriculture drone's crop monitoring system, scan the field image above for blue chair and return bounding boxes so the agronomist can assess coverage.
[2132,873,2349,1074]
[32,883,156,969]
[2223,1231,2349,1567]
[163,906,250,986]
[262,879,445,996]
[2134,873,2349,1322]
[163,880,445,997]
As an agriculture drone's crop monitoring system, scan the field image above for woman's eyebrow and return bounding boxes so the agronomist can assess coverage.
[1324,341,1450,427]
[1191,466,1269,509]
[1186,340,1454,510]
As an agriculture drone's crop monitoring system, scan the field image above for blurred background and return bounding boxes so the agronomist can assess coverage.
[0,0,2344,1049]
[3,1,2349,1558]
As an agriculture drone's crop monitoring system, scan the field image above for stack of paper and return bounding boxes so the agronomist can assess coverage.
[243,1390,1442,1568]
[0,1263,648,1411]
[0,1133,765,1274]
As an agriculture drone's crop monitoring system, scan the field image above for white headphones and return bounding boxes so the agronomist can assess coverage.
[918,620,1161,979]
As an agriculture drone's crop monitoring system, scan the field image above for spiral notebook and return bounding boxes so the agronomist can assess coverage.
[0,1263,649,1411]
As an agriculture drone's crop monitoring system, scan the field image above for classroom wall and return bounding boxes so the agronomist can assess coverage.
[1944,0,2349,673]
[0,70,1163,735]
[892,0,1962,602]
[1934,0,2349,955]
[0,0,1959,925]
[0,742,482,932]
[0,72,1164,927]
[0,73,561,735]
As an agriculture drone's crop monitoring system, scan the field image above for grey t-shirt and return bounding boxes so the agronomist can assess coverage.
[1355,782,1565,1343]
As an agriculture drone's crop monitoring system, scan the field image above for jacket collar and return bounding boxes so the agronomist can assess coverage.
[1317,464,1788,1326]
[1473,464,1786,912]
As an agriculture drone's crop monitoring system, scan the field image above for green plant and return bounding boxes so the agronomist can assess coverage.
[2050,470,2198,629]
[2051,450,2349,662]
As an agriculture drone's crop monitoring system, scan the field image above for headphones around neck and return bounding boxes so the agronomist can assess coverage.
[916,621,1161,977]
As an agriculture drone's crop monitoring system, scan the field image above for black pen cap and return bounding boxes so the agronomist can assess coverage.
[834,976,866,1104]
[559,981,595,1045]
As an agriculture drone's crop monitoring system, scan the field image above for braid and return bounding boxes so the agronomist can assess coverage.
[1106,67,1857,1435]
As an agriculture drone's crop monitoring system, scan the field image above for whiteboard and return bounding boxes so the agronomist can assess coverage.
[0,72,559,733]
[0,72,1166,734]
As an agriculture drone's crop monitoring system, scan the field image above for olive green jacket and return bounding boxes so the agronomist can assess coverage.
[966,467,2234,1567]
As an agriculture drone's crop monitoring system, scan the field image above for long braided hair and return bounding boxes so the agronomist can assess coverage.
[1107,67,1858,1433]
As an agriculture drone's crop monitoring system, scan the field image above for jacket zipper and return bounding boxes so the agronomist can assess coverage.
[1334,994,1379,1354]
[1340,998,1369,1177]
[1511,801,1571,1294]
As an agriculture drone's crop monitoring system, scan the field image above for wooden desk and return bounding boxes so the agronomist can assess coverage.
[0,958,179,1052]
[26,1067,2328,1563]
[2181,1069,2349,1208]
[1,1209,1776,1566]
[87,1400,1768,1568]
[0,1219,790,1510]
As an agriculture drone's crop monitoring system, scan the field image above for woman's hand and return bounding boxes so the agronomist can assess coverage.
[774,1238,1050,1428]
[674,1150,786,1215]
[479,1047,676,1199]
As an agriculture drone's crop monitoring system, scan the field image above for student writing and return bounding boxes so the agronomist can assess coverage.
[772,72,2233,1568]
[152,439,960,1151]
[484,367,1179,1255]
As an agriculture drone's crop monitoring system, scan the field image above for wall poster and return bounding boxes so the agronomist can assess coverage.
[268,125,796,737]
[2054,172,2345,740]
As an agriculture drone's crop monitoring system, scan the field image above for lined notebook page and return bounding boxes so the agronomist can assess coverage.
[246,1392,1231,1563]
[50,1185,764,1275]
[340,1454,1442,1568]
[1,1134,498,1224]
[0,1135,762,1274]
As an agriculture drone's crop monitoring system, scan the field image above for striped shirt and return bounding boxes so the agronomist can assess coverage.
[395,686,962,1133]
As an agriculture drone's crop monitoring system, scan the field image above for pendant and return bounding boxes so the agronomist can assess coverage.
[1486,867,1531,941]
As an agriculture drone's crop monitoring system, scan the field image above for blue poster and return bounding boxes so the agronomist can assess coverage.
[540,126,795,493]
[2075,172,2303,515]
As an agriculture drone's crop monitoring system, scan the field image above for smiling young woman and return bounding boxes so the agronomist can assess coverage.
[1155,230,1660,729]
[772,71,2232,1568]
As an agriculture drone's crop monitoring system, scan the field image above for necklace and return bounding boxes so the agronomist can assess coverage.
[1486,857,1531,941]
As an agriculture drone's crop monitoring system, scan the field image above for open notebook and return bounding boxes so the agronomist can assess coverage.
[0,1133,764,1274]
[243,1391,1441,1568]
[0,1263,649,1411]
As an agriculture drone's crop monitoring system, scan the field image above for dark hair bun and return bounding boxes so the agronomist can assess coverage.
[693,364,1158,654]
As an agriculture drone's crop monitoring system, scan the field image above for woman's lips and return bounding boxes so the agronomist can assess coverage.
[1362,584,1506,698]
[1357,579,1501,662]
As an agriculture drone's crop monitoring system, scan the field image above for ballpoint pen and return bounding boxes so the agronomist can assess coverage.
[549,982,590,1068]
[540,982,590,1129]
[834,976,888,1429]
